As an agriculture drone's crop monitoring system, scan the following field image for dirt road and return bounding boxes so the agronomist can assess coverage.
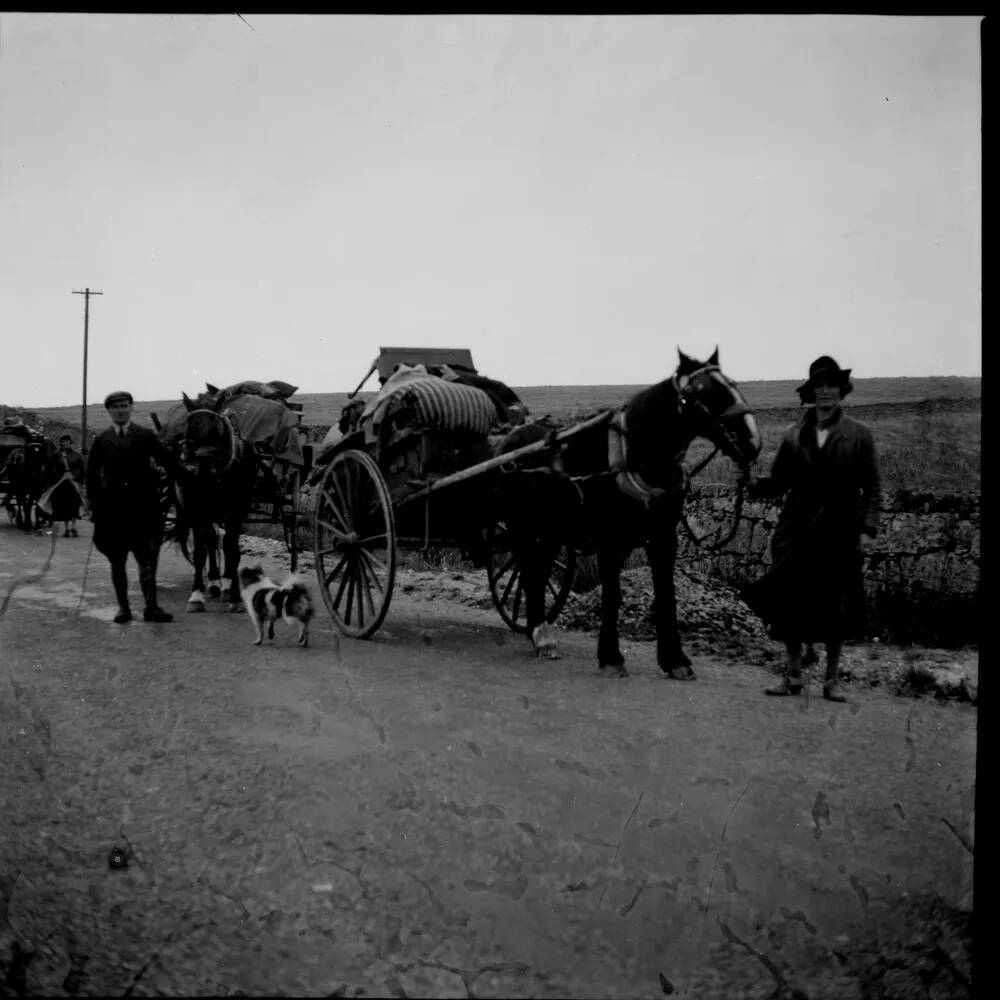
[1,522,975,998]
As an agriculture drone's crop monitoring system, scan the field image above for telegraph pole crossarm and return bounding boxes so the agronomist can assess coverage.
[72,287,103,454]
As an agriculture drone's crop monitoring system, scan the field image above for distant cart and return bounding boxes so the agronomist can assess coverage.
[1,417,45,527]
[308,347,587,638]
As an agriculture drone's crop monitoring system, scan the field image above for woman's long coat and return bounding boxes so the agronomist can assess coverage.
[744,406,881,642]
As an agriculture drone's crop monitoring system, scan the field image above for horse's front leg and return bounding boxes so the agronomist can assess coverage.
[187,526,209,613]
[205,528,222,598]
[597,544,628,677]
[221,522,242,610]
[645,515,694,680]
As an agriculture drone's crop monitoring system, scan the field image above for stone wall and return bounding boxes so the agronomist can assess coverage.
[676,486,980,647]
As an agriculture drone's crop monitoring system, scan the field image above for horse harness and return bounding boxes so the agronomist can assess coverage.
[607,364,745,508]
[605,364,752,550]
[182,408,241,476]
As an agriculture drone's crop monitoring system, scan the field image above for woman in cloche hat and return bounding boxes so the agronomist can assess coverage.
[742,356,882,703]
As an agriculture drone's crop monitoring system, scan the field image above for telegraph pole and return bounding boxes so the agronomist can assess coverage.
[72,287,102,454]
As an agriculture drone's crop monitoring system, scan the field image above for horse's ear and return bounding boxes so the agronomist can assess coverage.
[708,346,719,366]
[677,349,695,373]
[205,383,220,393]
[182,392,196,412]
[151,413,162,432]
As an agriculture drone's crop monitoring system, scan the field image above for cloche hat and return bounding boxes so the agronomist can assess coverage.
[796,356,853,404]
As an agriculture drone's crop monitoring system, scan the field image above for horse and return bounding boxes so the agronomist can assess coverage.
[161,396,258,611]
[498,348,761,678]
[1,438,63,532]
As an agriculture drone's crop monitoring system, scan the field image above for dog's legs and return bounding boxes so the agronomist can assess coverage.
[297,622,309,647]
[242,590,264,645]
[267,619,275,641]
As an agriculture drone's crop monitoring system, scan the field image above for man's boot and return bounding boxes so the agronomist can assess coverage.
[139,563,173,623]
[111,562,132,623]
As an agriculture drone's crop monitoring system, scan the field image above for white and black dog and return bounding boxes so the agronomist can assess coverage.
[238,565,314,647]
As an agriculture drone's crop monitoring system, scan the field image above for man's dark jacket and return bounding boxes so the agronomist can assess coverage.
[86,424,171,555]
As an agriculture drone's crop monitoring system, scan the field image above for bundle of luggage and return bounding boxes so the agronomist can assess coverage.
[160,380,306,468]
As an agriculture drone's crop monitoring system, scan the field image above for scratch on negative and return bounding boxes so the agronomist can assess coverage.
[598,789,645,908]
[941,817,974,855]
[698,780,751,937]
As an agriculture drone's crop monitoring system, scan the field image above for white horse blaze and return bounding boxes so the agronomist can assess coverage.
[743,413,761,453]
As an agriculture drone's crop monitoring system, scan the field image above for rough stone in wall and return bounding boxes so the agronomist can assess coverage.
[677,484,980,648]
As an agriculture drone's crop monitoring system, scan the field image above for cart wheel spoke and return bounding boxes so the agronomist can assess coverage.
[343,561,358,626]
[323,552,349,589]
[499,564,521,609]
[313,449,396,639]
[486,522,576,635]
[317,513,350,537]
[331,555,352,607]
[357,545,389,585]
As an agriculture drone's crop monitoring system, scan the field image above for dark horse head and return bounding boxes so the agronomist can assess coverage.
[165,394,256,610]
[177,400,241,481]
[670,347,761,473]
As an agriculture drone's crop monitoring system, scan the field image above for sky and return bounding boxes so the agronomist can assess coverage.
[0,13,982,407]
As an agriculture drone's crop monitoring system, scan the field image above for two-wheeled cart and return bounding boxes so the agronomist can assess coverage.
[308,348,595,639]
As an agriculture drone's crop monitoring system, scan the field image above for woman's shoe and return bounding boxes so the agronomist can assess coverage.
[765,677,803,696]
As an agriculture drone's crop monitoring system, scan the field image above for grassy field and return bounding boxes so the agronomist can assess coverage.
[5,375,980,492]
[10,374,980,432]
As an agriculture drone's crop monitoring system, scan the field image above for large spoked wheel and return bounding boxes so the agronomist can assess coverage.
[313,449,396,639]
[486,520,576,634]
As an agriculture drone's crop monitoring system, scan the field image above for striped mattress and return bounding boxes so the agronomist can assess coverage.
[371,376,497,437]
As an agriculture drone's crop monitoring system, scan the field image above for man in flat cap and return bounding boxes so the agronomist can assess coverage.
[743,356,882,702]
[86,391,175,623]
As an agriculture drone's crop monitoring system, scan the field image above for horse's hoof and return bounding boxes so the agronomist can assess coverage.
[229,604,243,613]
[598,651,625,669]
[664,665,696,681]
[598,663,629,678]
[207,586,221,599]
[186,603,206,614]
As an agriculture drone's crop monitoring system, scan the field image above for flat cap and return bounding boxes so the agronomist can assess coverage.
[103,391,134,408]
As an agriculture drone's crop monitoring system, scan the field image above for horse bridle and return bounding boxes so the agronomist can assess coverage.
[673,364,755,550]
[182,408,239,476]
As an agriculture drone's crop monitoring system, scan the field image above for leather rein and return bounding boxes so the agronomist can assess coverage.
[673,367,753,551]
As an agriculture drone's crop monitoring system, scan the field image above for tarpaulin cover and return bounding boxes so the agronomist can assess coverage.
[161,395,304,466]
[199,380,299,408]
